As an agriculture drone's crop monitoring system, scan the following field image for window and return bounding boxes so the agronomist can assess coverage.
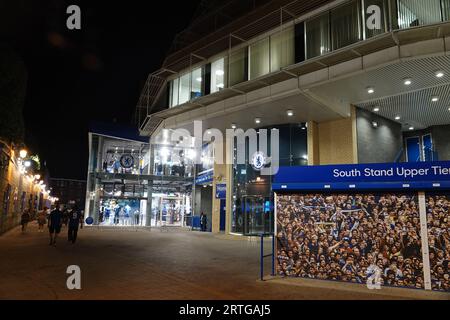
[443,0,450,21]
[364,0,389,38]
[397,0,442,29]
[229,47,248,86]
[331,0,361,50]
[178,73,190,105]
[3,184,11,215]
[169,78,179,107]
[211,58,226,93]
[270,27,295,72]
[191,67,203,99]
[249,38,270,80]
[305,12,330,59]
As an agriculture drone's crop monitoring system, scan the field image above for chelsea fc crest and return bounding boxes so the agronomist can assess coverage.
[251,151,266,171]
[120,154,135,169]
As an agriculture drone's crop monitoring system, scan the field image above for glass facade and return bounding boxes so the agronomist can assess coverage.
[249,38,270,80]
[232,124,308,235]
[210,58,226,93]
[229,48,248,86]
[331,0,361,50]
[397,0,442,29]
[270,27,295,71]
[364,0,390,38]
[166,0,450,108]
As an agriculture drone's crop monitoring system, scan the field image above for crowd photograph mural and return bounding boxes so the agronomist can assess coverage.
[426,194,450,291]
[276,193,429,290]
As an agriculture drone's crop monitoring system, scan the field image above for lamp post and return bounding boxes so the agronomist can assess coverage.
[19,149,28,159]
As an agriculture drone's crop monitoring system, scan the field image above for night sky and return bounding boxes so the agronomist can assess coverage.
[1,0,201,180]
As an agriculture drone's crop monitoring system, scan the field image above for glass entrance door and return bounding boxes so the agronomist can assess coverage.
[243,196,273,235]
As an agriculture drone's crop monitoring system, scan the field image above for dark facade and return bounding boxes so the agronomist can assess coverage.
[50,178,86,208]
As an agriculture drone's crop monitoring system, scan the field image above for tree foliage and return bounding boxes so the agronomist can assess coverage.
[0,44,26,144]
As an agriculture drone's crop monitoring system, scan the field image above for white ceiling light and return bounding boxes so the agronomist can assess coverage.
[373,107,380,112]
[255,118,261,124]
[432,96,439,102]
[367,87,375,94]
[395,115,401,120]
[231,123,237,129]
[409,126,415,131]
[403,78,412,86]
[435,71,444,78]
[286,109,294,117]
[372,121,379,128]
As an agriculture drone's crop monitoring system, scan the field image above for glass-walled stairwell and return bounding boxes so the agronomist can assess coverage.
[167,0,450,109]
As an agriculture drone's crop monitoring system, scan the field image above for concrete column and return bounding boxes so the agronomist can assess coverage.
[418,192,432,290]
[316,110,358,165]
[307,121,319,165]
[145,143,154,227]
[225,134,234,235]
[212,164,226,233]
[146,180,153,227]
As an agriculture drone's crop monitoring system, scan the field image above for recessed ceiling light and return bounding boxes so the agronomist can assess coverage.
[231,123,237,129]
[286,109,294,117]
[432,96,439,102]
[372,121,379,128]
[373,107,380,112]
[367,87,375,94]
[395,115,401,120]
[435,71,444,78]
[403,78,412,86]
[255,118,261,124]
[409,126,415,131]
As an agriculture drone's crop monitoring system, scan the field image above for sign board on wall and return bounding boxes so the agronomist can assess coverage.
[215,184,226,199]
[195,172,213,185]
[273,161,450,191]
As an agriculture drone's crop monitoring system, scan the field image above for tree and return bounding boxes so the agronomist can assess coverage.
[0,44,27,144]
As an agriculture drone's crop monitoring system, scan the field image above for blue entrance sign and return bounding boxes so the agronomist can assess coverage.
[273,161,450,191]
[195,172,213,185]
[215,184,226,199]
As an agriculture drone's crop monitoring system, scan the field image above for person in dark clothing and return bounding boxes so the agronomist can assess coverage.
[68,205,83,244]
[20,209,31,233]
[48,204,63,246]
[200,212,208,232]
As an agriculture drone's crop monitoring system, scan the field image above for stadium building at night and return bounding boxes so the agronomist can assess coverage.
[128,0,450,292]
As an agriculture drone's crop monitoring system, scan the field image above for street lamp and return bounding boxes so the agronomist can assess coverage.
[19,149,28,159]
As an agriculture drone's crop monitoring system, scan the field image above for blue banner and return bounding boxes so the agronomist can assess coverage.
[215,184,226,199]
[195,172,213,185]
[273,161,450,191]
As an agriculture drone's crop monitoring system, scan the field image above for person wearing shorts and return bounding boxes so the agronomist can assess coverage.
[48,204,63,246]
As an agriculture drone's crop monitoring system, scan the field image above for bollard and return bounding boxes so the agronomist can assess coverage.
[271,234,275,276]
[260,234,264,281]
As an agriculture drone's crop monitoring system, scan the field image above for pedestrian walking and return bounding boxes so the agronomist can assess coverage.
[68,205,83,244]
[200,212,208,232]
[20,209,31,233]
[37,207,48,232]
[48,204,63,246]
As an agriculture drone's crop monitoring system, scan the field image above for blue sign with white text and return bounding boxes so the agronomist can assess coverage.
[273,161,450,191]
[215,184,226,199]
[195,172,213,185]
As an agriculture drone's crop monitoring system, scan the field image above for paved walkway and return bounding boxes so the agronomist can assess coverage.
[1,224,449,300]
